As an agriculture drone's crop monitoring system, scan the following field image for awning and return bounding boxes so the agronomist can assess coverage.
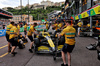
[75,4,100,20]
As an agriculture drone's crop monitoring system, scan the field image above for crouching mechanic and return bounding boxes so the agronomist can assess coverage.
[59,21,76,66]
[9,24,18,56]
[27,23,37,53]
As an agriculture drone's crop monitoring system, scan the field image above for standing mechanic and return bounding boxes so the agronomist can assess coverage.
[5,22,14,53]
[53,21,58,37]
[9,24,18,56]
[77,20,82,36]
[17,23,20,35]
[59,21,76,66]
[27,23,37,53]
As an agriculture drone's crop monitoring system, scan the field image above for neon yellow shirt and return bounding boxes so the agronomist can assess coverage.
[58,23,62,29]
[77,22,82,27]
[9,26,17,39]
[46,24,48,29]
[6,24,14,35]
[54,23,58,31]
[60,25,76,45]
[24,25,27,31]
[17,25,20,35]
[87,24,90,27]
[27,26,35,36]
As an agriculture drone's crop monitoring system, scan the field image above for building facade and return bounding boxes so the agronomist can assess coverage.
[63,0,100,36]
[41,0,54,6]
[54,2,65,6]
[10,15,33,23]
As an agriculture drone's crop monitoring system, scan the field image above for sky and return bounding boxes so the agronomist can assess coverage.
[0,0,65,8]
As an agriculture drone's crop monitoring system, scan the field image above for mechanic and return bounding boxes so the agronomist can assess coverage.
[5,22,15,53]
[58,22,63,29]
[17,23,20,35]
[87,23,90,28]
[30,24,32,27]
[53,21,58,37]
[77,20,82,36]
[27,23,38,53]
[24,23,28,39]
[45,23,49,30]
[59,21,76,66]
[9,24,18,56]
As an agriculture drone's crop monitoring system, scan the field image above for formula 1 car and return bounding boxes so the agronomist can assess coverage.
[34,29,56,54]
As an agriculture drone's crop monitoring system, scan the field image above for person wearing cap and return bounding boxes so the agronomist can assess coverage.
[59,21,76,66]
[5,22,14,53]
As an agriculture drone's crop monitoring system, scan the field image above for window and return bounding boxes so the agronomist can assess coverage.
[87,0,91,9]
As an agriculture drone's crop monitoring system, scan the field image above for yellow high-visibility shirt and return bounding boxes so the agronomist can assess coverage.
[27,26,35,36]
[60,25,76,45]
[46,24,48,29]
[9,26,18,39]
[17,25,20,30]
[17,25,20,35]
[24,25,27,31]
[58,23,63,29]
[54,23,58,31]
[30,24,32,27]
[87,24,90,27]
[77,22,82,27]
[6,24,14,35]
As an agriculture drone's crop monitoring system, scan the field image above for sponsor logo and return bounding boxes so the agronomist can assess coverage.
[0,30,6,36]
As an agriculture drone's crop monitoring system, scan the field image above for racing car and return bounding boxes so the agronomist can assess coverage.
[34,29,56,54]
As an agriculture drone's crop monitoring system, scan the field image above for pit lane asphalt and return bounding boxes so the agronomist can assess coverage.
[0,26,100,66]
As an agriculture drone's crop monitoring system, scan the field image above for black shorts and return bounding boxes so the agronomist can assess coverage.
[28,36,34,42]
[34,34,36,38]
[5,34,10,42]
[9,38,18,46]
[24,31,27,35]
[62,43,75,53]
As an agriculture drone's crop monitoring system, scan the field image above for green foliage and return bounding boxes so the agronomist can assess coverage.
[7,6,62,20]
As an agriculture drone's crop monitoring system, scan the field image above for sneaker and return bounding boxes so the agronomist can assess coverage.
[61,63,68,66]
[29,49,33,53]
[11,52,17,56]
[31,45,34,49]
[61,63,64,66]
